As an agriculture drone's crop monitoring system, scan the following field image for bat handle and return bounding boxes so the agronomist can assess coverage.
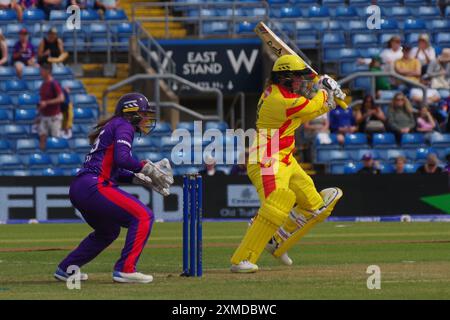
[335,97,348,109]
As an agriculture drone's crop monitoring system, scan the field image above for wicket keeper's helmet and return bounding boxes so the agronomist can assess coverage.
[271,55,315,97]
[115,92,156,135]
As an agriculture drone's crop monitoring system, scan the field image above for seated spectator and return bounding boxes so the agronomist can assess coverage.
[0,29,8,66]
[411,34,436,75]
[38,28,68,65]
[416,154,443,174]
[356,95,386,133]
[38,62,65,150]
[416,107,436,137]
[410,80,441,107]
[357,153,381,174]
[12,28,37,78]
[199,155,225,177]
[18,0,37,9]
[425,48,450,90]
[302,113,329,156]
[394,156,407,174]
[329,106,358,144]
[357,36,403,72]
[386,93,416,141]
[0,0,23,21]
[95,0,118,11]
[394,45,421,84]
[37,0,63,19]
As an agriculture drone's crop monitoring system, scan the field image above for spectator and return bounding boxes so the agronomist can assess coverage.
[386,93,415,141]
[356,95,386,133]
[37,28,68,65]
[394,156,407,174]
[95,0,119,11]
[370,55,391,91]
[302,113,329,157]
[379,35,403,70]
[425,48,450,90]
[357,153,381,174]
[199,155,225,177]
[12,28,37,78]
[37,0,63,19]
[416,106,436,137]
[416,154,443,174]
[0,29,8,66]
[38,62,65,150]
[17,0,37,20]
[394,45,421,84]
[329,106,358,144]
[411,34,436,75]
[0,0,23,21]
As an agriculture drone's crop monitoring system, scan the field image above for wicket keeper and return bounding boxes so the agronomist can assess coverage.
[231,55,344,273]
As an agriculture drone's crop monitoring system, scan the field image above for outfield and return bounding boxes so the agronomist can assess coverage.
[0,221,449,300]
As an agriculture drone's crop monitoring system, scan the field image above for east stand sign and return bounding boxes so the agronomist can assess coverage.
[154,39,263,94]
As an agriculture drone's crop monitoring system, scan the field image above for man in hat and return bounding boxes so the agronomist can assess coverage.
[37,27,68,65]
[12,28,37,78]
[425,48,450,90]
[357,153,381,175]
[411,34,436,74]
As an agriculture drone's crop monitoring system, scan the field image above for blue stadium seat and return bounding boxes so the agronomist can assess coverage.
[205,121,229,132]
[340,61,369,76]
[0,109,13,124]
[28,153,52,168]
[2,79,27,93]
[404,19,426,30]
[413,147,437,162]
[22,66,41,80]
[314,133,339,149]
[23,9,45,22]
[418,6,441,18]
[427,19,450,31]
[405,33,421,46]
[358,47,382,58]
[0,140,12,154]
[385,6,411,18]
[379,33,402,45]
[343,162,362,174]
[176,121,195,132]
[353,77,371,92]
[349,149,379,161]
[323,33,345,47]
[0,93,13,109]
[152,122,172,136]
[104,9,127,20]
[72,138,91,152]
[36,168,64,176]
[334,6,357,18]
[57,153,82,168]
[380,19,399,30]
[15,109,37,124]
[344,133,368,149]
[279,7,302,18]
[133,136,156,151]
[73,108,96,123]
[314,20,341,31]
[73,94,97,106]
[324,48,358,61]
[352,33,378,47]
[403,163,419,173]
[63,168,81,176]
[430,133,450,147]
[436,33,450,47]
[0,66,16,80]
[317,149,350,163]
[62,35,87,52]
[137,151,163,163]
[307,6,330,17]
[160,136,179,151]
[0,154,23,169]
[18,93,40,108]
[0,124,29,138]
[88,23,108,38]
[202,22,229,34]
[50,10,70,21]
[112,22,133,35]
[61,80,85,94]
[330,162,345,174]
[372,133,397,148]
[446,6,450,17]
[46,137,70,153]
[378,149,407,162]
[81,9,100,21]
[0,9,17,21]
[401,133,425,148]
[52,65,73,80]
[25,80,43,91]
[378,162,394,174]
[343,20,367,32]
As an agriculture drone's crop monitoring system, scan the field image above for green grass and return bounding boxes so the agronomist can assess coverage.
[1,222,450,299]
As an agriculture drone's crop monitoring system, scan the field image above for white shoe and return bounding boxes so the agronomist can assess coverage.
[230,260,258,273]
[112,271,153,283]
[265,239,293,266]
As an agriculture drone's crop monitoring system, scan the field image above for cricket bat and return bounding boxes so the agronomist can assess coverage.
[254,21,348,109]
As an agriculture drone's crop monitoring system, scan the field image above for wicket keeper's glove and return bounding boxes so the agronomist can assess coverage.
[133,172,171,197]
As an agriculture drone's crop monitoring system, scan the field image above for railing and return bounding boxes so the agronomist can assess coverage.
[338,71,429,107]
[226,91,246,131]
[102,73,223,121]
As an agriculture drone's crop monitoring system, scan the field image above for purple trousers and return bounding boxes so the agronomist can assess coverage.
[59,173,154,273]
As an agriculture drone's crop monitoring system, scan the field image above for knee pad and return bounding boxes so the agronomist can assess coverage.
[259,188,296,226]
